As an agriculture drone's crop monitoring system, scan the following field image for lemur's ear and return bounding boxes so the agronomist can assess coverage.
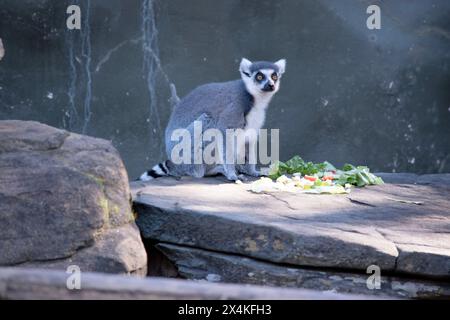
[239,58,252,77]
[275,59,286,75]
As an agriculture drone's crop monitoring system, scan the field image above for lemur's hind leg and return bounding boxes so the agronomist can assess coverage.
[166,161,205,179]
[167,113,214,179]
[206,165,246,181]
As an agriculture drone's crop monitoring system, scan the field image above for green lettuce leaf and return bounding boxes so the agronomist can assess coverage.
[268,156,384,188]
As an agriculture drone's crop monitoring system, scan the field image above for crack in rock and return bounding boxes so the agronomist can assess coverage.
[263,193,297,211]
[375,228,400,271]
[348,197,377,207]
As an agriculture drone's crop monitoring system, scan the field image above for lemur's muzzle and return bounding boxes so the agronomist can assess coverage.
[263,83,275,92]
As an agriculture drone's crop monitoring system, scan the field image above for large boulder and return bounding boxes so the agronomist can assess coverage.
[0,120,147,275]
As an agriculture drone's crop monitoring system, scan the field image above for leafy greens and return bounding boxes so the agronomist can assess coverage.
[268,156,383,187]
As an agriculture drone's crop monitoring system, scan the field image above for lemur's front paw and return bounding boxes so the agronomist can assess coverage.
[237,174,250,182]
[238,167,261,177]
[258,167,271,177]
[223,164,239,181]
[246,170,261,177]
[225,172,239,181]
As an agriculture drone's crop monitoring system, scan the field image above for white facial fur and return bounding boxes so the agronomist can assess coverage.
[239,58,286,99]
[274,59,286,74]
[238,58,286,149]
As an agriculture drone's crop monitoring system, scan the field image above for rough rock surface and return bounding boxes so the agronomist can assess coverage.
[0,120,147,275]
[157,243,449,299]
[131,173,450,297]
[0,267,374,300]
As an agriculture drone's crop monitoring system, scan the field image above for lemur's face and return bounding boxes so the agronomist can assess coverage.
[239,58,286,96]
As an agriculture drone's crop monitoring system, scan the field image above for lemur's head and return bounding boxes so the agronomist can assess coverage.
[239,58,286,97]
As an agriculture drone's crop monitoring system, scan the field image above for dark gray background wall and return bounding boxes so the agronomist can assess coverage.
[0,0,449,179]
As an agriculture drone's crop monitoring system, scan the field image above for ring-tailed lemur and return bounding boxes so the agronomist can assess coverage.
[139,58,286,181]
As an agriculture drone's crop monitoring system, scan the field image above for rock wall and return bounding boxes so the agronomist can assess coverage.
[0,1,449,177]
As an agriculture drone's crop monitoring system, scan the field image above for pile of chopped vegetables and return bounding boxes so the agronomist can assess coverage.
[250,156,384,194]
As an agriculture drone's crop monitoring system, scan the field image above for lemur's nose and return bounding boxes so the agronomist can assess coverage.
[265,83,275,91]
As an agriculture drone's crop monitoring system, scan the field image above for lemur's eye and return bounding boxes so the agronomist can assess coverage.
[271,73,278,81]
[255,73,264,81]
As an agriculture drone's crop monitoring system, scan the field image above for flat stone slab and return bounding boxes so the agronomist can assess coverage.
[0,267,371,300]
[131,174,450,279]
[157,243,449,299]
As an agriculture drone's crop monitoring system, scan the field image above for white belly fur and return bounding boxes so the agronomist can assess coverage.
[238,95,271,160]
[245,94,271,131]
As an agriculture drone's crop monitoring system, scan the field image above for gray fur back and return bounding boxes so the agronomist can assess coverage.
[165,79,253,158]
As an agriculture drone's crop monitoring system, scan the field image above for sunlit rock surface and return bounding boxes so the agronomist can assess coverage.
[132,174,450,298]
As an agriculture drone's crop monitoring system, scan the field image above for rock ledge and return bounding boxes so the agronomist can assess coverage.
[132,173,450,297]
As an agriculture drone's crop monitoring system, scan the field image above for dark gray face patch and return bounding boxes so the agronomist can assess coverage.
[249,61,279,73]
[254,72,266,83]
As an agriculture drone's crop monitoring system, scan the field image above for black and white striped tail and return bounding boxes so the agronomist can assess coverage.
[139,161,169,181]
